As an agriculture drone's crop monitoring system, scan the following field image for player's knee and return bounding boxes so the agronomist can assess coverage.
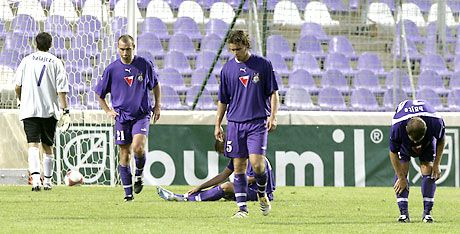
[132,144,145,156]
[252,164,265,174]
[221,182,234,193]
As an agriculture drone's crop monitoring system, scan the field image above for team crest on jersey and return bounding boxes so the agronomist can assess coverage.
[252,73,260,83]
[137,73,144,82]
[124,76,134,87]
[239,75,249,87]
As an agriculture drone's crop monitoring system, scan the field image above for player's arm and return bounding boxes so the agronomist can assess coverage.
[152,83,161,123]
[389,150,407,194]
[188,167,233,195]
[267,91,279,132]
[15,85,21,102]
[58,92,68,110]
[432,137,445,180]
[97,95,118,119]
[215,101,227,141]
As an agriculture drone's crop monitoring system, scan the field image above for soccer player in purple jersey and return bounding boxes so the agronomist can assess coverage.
[389,100,445,223]
[156,158,275,202]
[215,30,279,218]
[94,35,161,202]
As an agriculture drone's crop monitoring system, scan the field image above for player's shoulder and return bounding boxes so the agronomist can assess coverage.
[392,99,440,125]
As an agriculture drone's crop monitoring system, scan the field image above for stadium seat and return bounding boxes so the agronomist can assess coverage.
[448,0,460,13]
[357,52,386,76]
[0,0,14,21]
[197,0,219,11]
[195,51,223,76]
[68,69,88,93]
[114,0,144,23]
[111,16,127,36]
[292,53,322,77]
[137,33,165,60]
[0,49,22,69]
[296,35,326,60]
[322,0,347,12]
[349,0,359,11]
[65,48,93,75]
[81,0,109,22]
[449,71,460,90]
[267,35,293,61]
[317,87,348,111]
[366,2,395,26]
[425,21,455,45]
[354,69,384,94]
[284,87,320,111]
[205,19,229,39]
[373,0,395,12]
[397,3,426,27]
[209,2,244,25]
[177,0,206,24]
[428,3,458,27]
[303,1,339,26]
[416,88,448,111]
[158,67,187,93]
[146,0,175,24]
[137,50,156,65]
[201,34,231,60]
[168,33,197,59]
[185,85,216,110]
[76,15,102,40]
[161,85,188,110]
[174,17,202,42]
[140,17,170,41]
[44,15,74,39]
[71,0,87,10]
[420,53,452,78]
[324,52,356,77]
[350,88,383,111]
[85,89,101,110]
[10,14,40,39]
[406,0,431,13]
[385,69,413,94]
[383,87,408,111]
[300,22,330,44]
[418,70,448,96]
[395,20,424,44]
[322,69,350,94]
[16,0,46,22]
[3,33,33,58]
[447,89,460,111]
[136,0,152,10]
[273,0,303,26]
[49,0,79,23]
[191,67,219,93]
[71,34,99,58]
[287,69,319,95]
[49,35,67,59]
[423,36,453,62]
[266,53,290,77]
[329,36,358,61]
[391,37,422,62]
[164,51,193,76]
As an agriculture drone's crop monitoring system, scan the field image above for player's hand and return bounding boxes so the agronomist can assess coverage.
[394,177,408,195]
[215,125,224,142]
[57,112,71,132]
[106,109,119,119]
[431,165,441,180]
[153,104,161,123]
[187,187,201,195]
[266,115,277,132]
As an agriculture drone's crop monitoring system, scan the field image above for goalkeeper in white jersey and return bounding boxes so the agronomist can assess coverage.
[14,32,70,191]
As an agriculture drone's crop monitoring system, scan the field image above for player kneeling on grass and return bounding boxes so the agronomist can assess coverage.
[157,153,275,210]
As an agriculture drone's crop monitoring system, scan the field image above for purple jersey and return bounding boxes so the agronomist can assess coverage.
[226,158,275,195]
[94,56,158,123]
[218,54,278,122]
[389,100,445,160]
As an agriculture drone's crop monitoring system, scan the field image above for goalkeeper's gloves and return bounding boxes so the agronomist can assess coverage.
[57,108,71,132]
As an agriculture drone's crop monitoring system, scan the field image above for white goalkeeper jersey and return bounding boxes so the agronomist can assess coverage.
[14,51,69,120]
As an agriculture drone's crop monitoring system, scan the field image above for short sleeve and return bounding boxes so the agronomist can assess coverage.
[218,68,230,104]
[55,60,69,93]
[94,67,111,99]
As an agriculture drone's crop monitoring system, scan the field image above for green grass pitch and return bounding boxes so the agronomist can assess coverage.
[0,186,459,233]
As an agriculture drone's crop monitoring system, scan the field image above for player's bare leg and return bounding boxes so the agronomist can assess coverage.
[250,154,271,216]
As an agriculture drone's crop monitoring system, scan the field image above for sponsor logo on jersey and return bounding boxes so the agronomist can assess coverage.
[239,75,249,87]
[124,76,134,87]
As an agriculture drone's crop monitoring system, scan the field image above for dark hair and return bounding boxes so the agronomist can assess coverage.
[118,34,135,46]
[406,117,427,142]
[227,30,251,48]
[35,32,52,52]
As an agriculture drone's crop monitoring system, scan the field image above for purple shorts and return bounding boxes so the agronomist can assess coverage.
[224,118,268,158]
[114,115,150,145]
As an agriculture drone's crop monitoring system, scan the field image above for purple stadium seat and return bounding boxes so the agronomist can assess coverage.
[385,69,413,94]
[49,35,67,59]
[373,0,395,11]
[76,15,102,40]
[266,53,290,77]
[296,35,326,60]
[44,15,73,38]
[71,34,99,58]
[284,87,320,111]
[137,32,165,60]
[418,70,448,96]
[322,69,350,94]
[416,88,447,111]
[164,51,193,76]
[300,22,329,43]
[449,71,460,90]
[420,53,452,77]
[72,0,86,9]
[168,33,197,59]
[291,0,308,12]
[141,17,170,41]
[317,87,348,111]
[322,0,347,12]
[10,14,40,39]
[357,52,386,76]
[424,36,453,62]
[85,89,101,110]
[205,18,229,39]
[383,88,408,111]
[447,89,460,111]
[137,50,156,65]
[197,0,219,11]
[274,71,286,95]
[191,67,219,93]
[166,0,183,10]
[68,86,85,109]
[425,21,455,44]
[161,85,188,110]
[40,0,53,10]
[349,0,359,11]
[324,52,356,77]
[396,20,424,44]
[448,0,460,13]
[288,69,319,94]
[292,53,322,77]
[3,33,33,57]
[174,17,202,42]
[158,67,187,93]
[111,16,127,35]
[0,49,22,69]
[329,36,358,61]
[186,85,216,110]
[350,88,383,111]
[392,37,422,61]
[195,51,223,76]
[68,69,87,93]
[65,48,93,75]
[267,35,293,61]
[137,0,152,10]
[201,34,231,59]
[408,0,434,13]
[354,69,384,94]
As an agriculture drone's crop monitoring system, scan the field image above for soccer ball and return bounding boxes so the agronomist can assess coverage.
[64,170,84,186]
